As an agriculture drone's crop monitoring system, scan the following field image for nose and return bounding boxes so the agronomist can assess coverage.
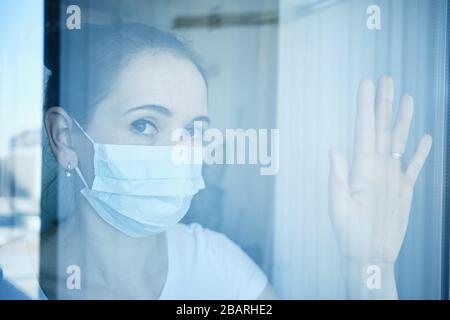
[161,127,194,146]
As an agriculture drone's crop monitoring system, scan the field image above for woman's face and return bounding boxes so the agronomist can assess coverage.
[85,50,209,146]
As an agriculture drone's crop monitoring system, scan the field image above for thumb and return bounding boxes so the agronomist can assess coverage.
[328,149,351,218]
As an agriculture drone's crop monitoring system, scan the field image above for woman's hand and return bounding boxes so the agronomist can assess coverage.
[328,76,432,298]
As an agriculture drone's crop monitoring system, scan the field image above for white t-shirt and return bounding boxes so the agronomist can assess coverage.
[1,223,267,299]
[158,223,268,300]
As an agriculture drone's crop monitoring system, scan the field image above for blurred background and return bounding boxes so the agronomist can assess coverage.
[0,0,43,298]
[0,0,449,299]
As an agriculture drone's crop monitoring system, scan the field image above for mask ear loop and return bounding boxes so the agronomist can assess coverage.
[71,118,94,189]
[75,167,89,189]
[72,118,95,145]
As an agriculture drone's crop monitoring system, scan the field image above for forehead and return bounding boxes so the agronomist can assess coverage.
[107,50,208,115]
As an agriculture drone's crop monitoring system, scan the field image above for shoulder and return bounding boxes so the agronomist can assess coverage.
[170,222,232,251]
[169,223,251,266]
[167,223,268,299]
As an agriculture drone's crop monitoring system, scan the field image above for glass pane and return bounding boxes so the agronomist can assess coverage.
[0,0,448,300]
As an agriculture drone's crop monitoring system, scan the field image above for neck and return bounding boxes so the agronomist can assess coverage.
[61,191,168,294]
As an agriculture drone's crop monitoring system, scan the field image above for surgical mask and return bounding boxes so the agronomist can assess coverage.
[72,120,205,237]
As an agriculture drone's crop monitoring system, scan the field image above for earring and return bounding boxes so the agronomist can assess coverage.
[65,162,72,177]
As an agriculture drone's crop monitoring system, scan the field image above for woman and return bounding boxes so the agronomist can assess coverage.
[41,23,432,299]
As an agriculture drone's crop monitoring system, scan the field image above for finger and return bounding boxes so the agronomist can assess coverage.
[391,95,414,158]
[353,80,375,161]
[329,149,351,217]
[375,76,394,155]
[405,135,432,185]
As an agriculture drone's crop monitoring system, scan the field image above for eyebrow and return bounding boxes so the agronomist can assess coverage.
[191,115,211,125]
[124,104,172,116]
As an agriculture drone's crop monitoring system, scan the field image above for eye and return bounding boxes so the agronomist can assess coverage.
[130,119,159,137]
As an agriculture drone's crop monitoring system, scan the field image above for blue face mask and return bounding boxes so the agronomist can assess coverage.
[73,120,205,237]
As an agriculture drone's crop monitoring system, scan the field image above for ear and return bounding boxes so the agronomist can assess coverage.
[44,106,78,169]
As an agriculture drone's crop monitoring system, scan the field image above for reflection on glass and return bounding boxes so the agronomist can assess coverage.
[0,0,448,300]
